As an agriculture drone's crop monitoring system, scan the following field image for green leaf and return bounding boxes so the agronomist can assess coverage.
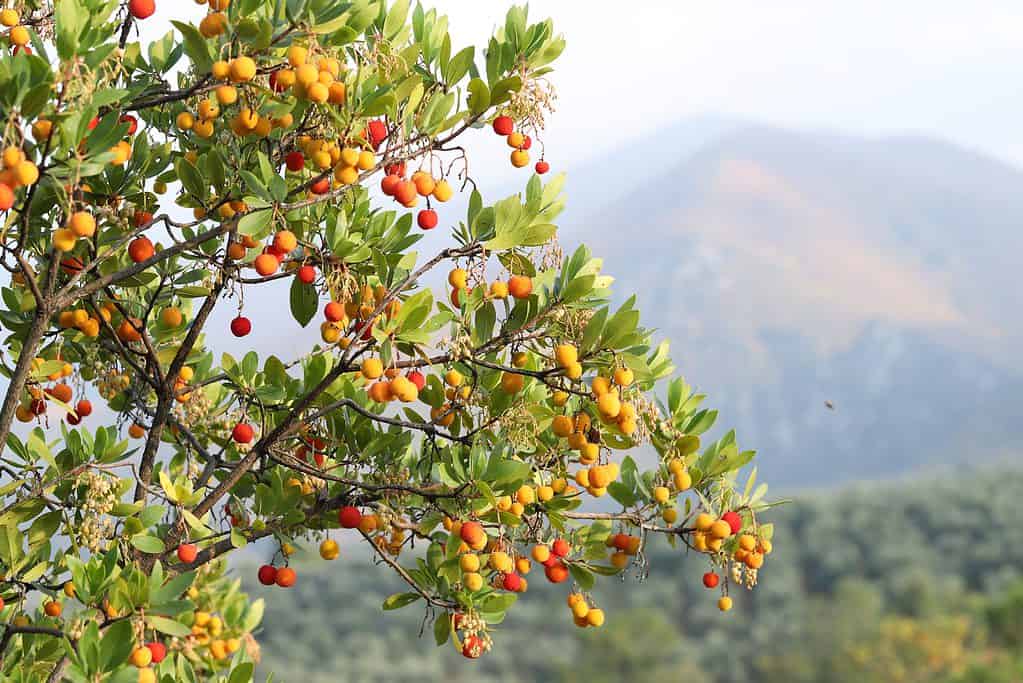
[147,615,192,637]
[382,592,421,610]
[238,210,272,238]
[467,78,490,115]
[569,563,595,591]
[289,276,318,327]
[229,663,255,683]
[130,534,165,554]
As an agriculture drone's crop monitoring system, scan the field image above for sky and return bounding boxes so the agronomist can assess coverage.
[143,1,1023,172]
[123,0,1023,365]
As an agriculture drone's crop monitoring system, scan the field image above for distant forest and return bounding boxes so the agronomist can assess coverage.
[247,466,1023,682]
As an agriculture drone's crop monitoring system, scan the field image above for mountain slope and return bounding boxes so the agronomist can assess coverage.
[564,124,1023,486]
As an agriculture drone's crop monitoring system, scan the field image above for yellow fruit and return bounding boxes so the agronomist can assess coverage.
[653,486,670,504]
[718,596,733,612]
[586,608,605,627]
[614,366,634,386]
[129,647,152,668]
[488,551,513,573]
[592,376,611,396]
[555,344,578,368]
[552,391,569,407]
[489,280,508,299]
[319,538,339,560]
[138,669,157,683]
[447,268,468,290]
[462,572,483,591]
[360,358,383,380]
[433,179,453,202]
[2,146,23,168]
[216,85,238,105]
[287,45,308,67]
[52,228,77,252]
[444,369,463,387]
[694,513,715,532]
[306,82,329,103]
[710,520,732,540]
[229,56,257,82]
[9,25,29,47]
[0,9,19,27]
[516,485,535,505]
[552,415,573,437]
[511,149,530,167]
[500,371,524,393]
[673,469,692,491]
[597,392,621,419]
[662,507,678,524]
[212,60,230,80]
[14,160,38,186]
[459,553,480,572]
[68,211,96,238]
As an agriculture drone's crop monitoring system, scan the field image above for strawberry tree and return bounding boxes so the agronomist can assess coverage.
[0,0,780,680]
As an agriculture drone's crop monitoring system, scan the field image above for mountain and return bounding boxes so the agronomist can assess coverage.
[560,122,1023,487]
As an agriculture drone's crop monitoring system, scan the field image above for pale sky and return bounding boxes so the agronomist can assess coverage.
[142,1,1023,171]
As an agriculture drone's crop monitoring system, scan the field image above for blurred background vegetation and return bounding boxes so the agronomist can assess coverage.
[242,466,1023,682]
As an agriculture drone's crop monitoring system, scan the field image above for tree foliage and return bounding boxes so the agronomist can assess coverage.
[0,0,774,680]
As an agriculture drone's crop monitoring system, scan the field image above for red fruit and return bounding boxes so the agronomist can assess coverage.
[384,162,406,177]
[393,181,417,205]
[520,135,532,150]
[417,209,438,230]
[30,398,46,415]
[297,265,316,284]
[66,412,81,425]
[703,572,720,589]
[551,538,570,558]
[230,316,251,337]
[462,634,483,659]
[0,183,14,211]
[544,561,569,583]
[128,0,156,19]
[12,45,31,56]
[338,506,362,529]
[266,244,287,262]
[501,572,522,592]
[145,642,167,664]
[121,115,138,136]
[380,174,401,196]
[459,521,484,544]
[452,612,465,630]
[232,423,254,444]
[407,371,425,391]
[541,555,558,568]
[128,236,155,263]
[722,511,743,535]
[535,160,550,175]
[177,543,198,564]
[310,177,330,195]
[275,566,296,587]
[269,70,287,93]
[493,116,514,136]
[76,400,92,417]
[367,119,387,149]
[61,257,84,274]
[324,301,345,322]
[134,211,153,227]
[612,533,630,551]
[285,152,305,172]
[257,564,277,586]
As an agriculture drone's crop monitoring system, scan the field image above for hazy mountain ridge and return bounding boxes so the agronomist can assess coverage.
[565,121,1023,486]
